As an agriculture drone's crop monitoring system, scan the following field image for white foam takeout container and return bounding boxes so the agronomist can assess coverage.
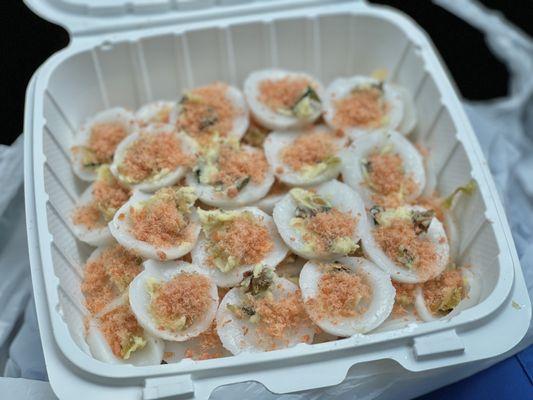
[22,0,531,399]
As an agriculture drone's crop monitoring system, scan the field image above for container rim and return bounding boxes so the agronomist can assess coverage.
[23,0,357,37]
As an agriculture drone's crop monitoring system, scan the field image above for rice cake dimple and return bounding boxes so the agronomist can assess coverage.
[169,82,249,141]
[71,165,133,240]
[108,187,200,261]
[82,244,143,316]
[244,69,324,130]
[362,205,449,283]
[341,130,425,207]
[415,268,481,321]
[264,125,348,187]
[129,260,219,341]
[111,123,197,193]
[216,273,314,354]
[86,296,164,366]
[192,207,289,287]
[71,107,137,182]
[273,180,369,260]
[300,257,395,336]
[323,76,404,139]
[135,101,174,126]
[186,138,275,209]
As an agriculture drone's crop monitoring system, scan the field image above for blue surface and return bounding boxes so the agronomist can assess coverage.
[418,345,533,400]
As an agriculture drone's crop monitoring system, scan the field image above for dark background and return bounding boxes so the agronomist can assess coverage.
[1,1,532,145]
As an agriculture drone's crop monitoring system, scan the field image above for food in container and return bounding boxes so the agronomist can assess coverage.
[23,3,528,394]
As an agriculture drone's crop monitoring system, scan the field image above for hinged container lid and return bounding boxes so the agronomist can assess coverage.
[24,0,355,36]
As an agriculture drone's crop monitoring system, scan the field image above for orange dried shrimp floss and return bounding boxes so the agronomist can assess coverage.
[310,263,373,320]
[192,207,288,287]
[324,76,404,138]
[82,244,142,315]
[202,210,273,271]
[164,321,229,362]
[340,130,426,208]
[364,205,449,283]
[187,135,274,207]
[272,182,365,260]
[73,123,127,169]
[299,258,395,336]
[149,273,213,332]
[128,261,218,341]
[216,267,314,353]
[391,281,417,317]
[71,165,131,246]
[363,151,417,207]
[172,82,248,142]
[73,167,130,229]
[129,189,195,249]
[281,131,338,173]
[111,123,196,192]
[263,125,347,187]
[99,305,147,359]
[259,77,311,112]
[71,108,134,181]
[108,186,200,260]
[414,265,480,322]
[333,84,386,129]
[244,69,324,130]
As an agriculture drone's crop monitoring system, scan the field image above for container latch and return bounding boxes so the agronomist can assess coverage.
[413,329,464,359]
[144,374,194,400]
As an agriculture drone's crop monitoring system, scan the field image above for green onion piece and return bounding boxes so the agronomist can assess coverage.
[442,180,476,209]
